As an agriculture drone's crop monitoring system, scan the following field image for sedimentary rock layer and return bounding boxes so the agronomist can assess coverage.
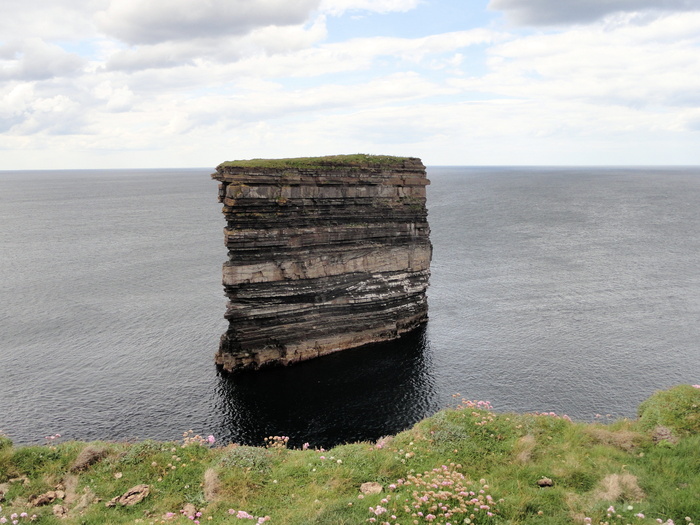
[212,155,431,371]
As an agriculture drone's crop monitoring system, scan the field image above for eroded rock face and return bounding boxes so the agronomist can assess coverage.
[211,155,432,371]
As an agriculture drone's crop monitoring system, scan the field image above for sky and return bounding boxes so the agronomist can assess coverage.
[2,0,700,169]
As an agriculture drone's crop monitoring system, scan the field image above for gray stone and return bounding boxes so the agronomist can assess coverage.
[212,155,432,371]
[106,484,150,507]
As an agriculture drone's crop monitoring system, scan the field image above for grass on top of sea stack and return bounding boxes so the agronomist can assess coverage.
[216,154,416,170]
[0,385,698,525]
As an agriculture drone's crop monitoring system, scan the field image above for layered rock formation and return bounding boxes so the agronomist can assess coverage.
[212,154,431,371]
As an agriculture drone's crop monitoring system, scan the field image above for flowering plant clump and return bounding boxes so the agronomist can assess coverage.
[228,508,271,523]
[0,507,37,525]
[367,464,501,524]
[181,430,216,448]
[264,436,289,450]
[374,436,393,450]
[44,433,61,443]
[158,507,271,524]
[595,505,694,525]
[452,399,497,428]
[532,411,573,422]
[453,399,493,412]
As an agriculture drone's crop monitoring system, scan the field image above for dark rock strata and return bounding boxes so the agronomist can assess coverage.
[211,155,432,371]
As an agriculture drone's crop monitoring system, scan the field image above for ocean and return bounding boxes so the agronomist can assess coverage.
[1,166,698,448]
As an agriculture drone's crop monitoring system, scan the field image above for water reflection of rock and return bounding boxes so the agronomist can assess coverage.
[214,324,438,448]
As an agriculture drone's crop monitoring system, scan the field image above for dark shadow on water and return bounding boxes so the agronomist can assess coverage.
[213,324,438,448]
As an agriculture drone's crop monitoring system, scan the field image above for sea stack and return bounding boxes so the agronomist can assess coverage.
[211,154,432,371]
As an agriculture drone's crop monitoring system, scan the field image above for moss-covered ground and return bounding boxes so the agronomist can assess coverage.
[1,385,698,525]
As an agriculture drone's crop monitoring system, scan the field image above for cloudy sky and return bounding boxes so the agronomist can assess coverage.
[2,0,700,169]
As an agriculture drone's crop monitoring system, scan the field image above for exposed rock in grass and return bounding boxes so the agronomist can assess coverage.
[593,473,645,502]
[70,445,108,472]
[537,477,554,487]
[9,476,29,485]
[360,482,383,495]
[106,484,150,507]
[29,490,65,506]
[53,504,68,518]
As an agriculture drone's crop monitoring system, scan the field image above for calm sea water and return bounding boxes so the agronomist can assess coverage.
[1,167,698,447]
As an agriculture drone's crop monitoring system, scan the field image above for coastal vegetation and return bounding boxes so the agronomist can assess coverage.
[1,385,698,525]
[217,154,414,170]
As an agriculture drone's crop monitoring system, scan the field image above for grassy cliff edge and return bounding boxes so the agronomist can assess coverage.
[216,154,418,170]
[1,385,698,525]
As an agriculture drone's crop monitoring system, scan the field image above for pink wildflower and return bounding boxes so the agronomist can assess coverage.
[207,435,215,444]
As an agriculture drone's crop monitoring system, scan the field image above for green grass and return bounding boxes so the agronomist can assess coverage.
[1,385,699,524]
[217,154,415,170]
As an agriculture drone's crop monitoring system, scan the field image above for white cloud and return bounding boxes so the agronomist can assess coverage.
[0,38,85,81]
[320,0,421,16]
[1,86,86,136]
[452,13,700,113]
[0,0,103,41]
[217,28,505,79]
[95,0,321,45]
[93,81,135,112]
[105,17,328,72]
[1,0,699,168]
[94,26,502,104]
[489,0,700,26]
